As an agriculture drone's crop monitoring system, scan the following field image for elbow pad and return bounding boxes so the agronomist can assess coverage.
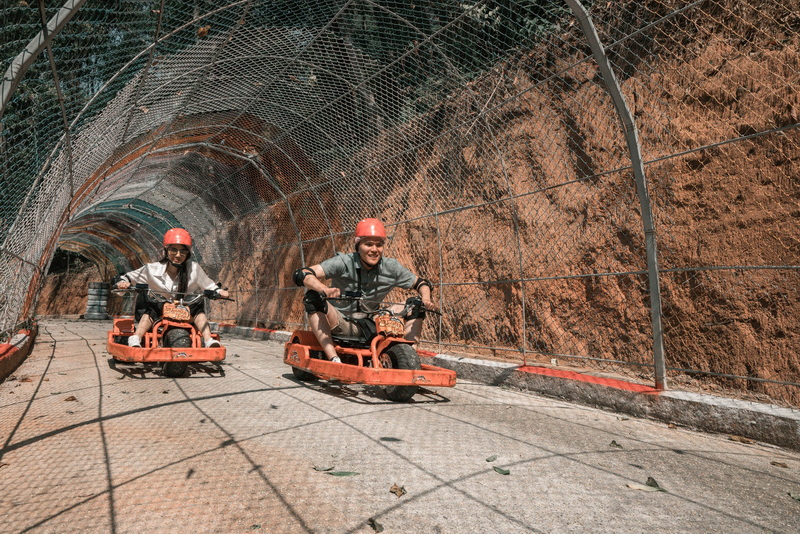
[293,267,315,287]
[413,277,433,292]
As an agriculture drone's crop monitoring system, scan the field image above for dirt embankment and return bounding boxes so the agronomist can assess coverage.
[36,264,102,317]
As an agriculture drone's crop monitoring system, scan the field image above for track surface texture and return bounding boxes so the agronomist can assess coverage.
[1,319,798,533]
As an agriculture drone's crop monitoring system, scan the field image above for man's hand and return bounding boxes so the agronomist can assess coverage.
[422,298,438,312]
[323,287,341,299]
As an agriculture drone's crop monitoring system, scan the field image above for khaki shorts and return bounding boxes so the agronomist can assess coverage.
[329,308,362,337]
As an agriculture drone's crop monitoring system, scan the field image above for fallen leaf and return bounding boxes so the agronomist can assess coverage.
[609,440,623,449]
[627,482,664,492]
[64,396,77,402]
[0,462,9,469]
[20,377,32,383]
[162,391,169,394]
[313,465,334,472]
[667,423,677,429]
[493,466,510,475]
[485,455,497,462]
[728,435,754,444]
[197,25,210,38]
[390,484,406,497]
[327,471,359,477]
[368,517,384,532]
[771,461,789,468]
[645,477,663,490]
[789,493,800,501]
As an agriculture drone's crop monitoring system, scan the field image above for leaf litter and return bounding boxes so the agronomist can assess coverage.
[390,484,406,497]
[627,477,666,492]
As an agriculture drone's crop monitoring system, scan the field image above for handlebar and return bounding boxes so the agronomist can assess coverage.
[324,294,441,318]
[112,285,235,302]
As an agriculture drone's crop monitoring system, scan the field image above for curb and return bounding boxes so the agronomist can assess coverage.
[0,325,38,382]
[428,353,799,451]
[214,323,799,451]
[216,324,292,343]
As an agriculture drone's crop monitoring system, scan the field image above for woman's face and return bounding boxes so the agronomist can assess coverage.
[166,245,189,264]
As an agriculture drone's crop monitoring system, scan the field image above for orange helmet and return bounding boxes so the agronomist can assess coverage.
[163,228,192,247]
[354,218,387,239]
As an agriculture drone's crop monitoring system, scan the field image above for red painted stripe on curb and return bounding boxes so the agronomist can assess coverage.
[0,328,35,381]
[518,365,659,393]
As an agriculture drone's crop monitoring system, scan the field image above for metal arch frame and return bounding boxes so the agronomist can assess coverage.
[3,1,480,333]
[65,139,303,324]
[80,4,253,225]
[0,0,88,255]
[564,0,666,390]
[63,198,185,265]
[0,0,89,119]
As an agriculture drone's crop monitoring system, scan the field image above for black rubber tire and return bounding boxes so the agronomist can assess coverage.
[292,366,318,381]
[382,344,421,402]
[292,349,322,382]
[162,328,191,378]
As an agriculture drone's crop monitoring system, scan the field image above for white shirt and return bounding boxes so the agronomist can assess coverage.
[121,260,217,294]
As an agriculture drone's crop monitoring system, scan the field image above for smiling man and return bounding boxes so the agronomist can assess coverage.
[294,218,435,362]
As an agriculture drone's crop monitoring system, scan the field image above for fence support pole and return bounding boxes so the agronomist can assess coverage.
[0,0,89,119]
[565,0,667,389]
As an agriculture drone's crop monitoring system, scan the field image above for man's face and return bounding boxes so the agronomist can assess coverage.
[357,237,385,269]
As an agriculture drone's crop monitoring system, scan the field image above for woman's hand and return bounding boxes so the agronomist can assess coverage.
[117,280,131,290]
[218,289,230,299]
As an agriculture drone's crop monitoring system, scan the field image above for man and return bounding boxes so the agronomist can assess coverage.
[293,218,435,362]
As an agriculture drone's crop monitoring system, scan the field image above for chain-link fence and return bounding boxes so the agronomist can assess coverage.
[1,0,798,406]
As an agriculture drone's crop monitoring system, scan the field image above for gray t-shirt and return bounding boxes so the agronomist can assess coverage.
[319,252,416,314]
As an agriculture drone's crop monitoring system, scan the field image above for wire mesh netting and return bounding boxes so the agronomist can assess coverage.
[1,0,798,406]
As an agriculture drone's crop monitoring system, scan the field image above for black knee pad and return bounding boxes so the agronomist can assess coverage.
[303,291,328,314]
[405,297,426,320]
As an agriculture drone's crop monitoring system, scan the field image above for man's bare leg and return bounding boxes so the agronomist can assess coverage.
[308,307,342,361]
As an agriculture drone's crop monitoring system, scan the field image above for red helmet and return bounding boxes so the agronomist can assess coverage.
[163,228,192,247]
[354,218,387,239]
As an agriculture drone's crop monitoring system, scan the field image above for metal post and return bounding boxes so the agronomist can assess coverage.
[0,0,89,120]
[564,0,667,389]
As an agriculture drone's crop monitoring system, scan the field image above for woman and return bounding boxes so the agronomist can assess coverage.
[115,228,229,348]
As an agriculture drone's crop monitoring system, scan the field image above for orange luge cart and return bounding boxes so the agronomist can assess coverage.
[107,287,228,377]
[284,300,456,402]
